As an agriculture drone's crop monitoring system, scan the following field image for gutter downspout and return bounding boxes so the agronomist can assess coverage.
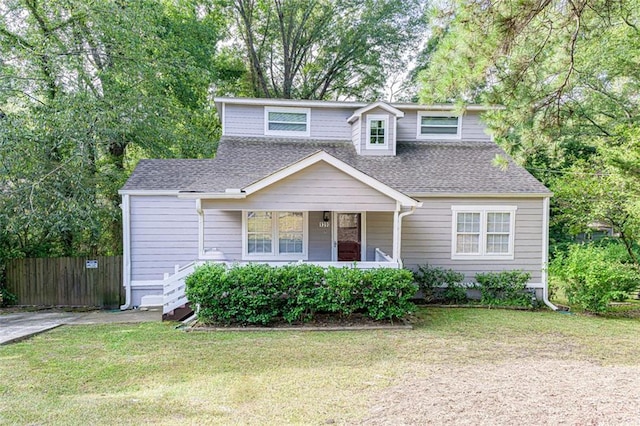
[120,194,132,310]
[541,196,558,311]
[196,199,204,257]
[396,205,418,268]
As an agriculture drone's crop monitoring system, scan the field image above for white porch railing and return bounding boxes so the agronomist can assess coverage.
[375,248,394,262]
[162,261,202,316]
[161,248,398,316]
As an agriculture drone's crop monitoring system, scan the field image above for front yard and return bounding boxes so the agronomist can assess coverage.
[1,308,639,424]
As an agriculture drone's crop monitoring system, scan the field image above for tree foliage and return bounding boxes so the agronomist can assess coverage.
[0,0,241,259]
[228,0,427,100]
[418,0,640,263]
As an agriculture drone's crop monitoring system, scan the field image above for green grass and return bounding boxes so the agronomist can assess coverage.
[1,308,639,425]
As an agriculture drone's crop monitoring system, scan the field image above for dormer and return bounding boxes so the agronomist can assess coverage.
[347,101,404,156]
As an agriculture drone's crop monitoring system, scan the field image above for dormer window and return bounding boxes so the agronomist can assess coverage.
[265,107,310,137]
[366,115,389,149]
[417,111,461,139]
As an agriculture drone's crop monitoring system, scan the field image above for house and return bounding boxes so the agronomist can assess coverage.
[119,97,555,316]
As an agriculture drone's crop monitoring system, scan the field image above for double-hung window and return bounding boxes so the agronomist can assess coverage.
[244,211,308,259]
[265,107,310,137]
[366,114,388,148]
[451,206,516,260]
[417,111,461,139]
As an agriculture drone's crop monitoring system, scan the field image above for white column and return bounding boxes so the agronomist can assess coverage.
[392,201,401,261]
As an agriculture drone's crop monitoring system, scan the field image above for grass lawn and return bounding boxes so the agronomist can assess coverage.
[1,308,639,425]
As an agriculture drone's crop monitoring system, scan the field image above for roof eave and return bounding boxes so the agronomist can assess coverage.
[408,192,553,198]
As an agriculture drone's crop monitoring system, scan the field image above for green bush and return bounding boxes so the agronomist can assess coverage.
[550,243,640,312]
[0,286,17,307]
[414,264,467,303]
[273,264,326,323]
[361,268,417,320]
[474,270,532,307]
[185,263,417,325]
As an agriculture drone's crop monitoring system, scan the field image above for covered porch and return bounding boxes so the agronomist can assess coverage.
[182,151,422,269]
[199,210,400,268]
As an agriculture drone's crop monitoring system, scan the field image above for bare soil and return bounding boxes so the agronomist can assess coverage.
[362,359,640,425]
[193,313,408,329]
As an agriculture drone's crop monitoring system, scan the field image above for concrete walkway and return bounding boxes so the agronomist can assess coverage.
[0,309,160,345]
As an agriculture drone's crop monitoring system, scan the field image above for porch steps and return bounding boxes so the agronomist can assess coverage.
[162,303,194,322]
[162,261,200,322]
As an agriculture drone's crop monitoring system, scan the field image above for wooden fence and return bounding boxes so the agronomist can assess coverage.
[6,256,123,308]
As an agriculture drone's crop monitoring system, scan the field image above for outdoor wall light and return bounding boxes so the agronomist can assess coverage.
[323,211,330,222]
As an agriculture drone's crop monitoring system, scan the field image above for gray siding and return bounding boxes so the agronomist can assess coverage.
[308,211,332,261]
[461,112,492,140]
[130,195,199,281]
[366,212,393,260]
[224,104,353,139]
[202,161,397,211]
[224,104,263,137]
[359,107,396,156]
[310,108,352,139]
[203,210,242,261]
[401,198,544,283]
[223,103,492,142]
[397,110,491,141]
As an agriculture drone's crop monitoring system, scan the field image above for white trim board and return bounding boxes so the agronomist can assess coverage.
[347,101,404,124]
[213,97,499,112]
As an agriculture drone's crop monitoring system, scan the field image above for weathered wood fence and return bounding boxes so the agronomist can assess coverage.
[6,256,123,308]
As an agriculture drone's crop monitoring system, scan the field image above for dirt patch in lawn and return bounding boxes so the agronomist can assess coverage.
[362,359,640,425]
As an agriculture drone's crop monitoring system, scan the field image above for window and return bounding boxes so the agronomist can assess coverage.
[417,111,461,139]
[265,107,310,136]
[366,115,389,148]
[451,206,517,259]
[244,211,308,259]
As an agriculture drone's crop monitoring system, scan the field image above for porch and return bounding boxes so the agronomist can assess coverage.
[196,209,406,266]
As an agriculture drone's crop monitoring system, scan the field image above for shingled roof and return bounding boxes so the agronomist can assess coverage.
[121,136,551,195]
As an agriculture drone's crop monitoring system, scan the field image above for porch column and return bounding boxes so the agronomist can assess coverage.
[392,201,401,262]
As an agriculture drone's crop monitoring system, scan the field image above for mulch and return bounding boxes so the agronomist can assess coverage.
[186,313,412,332]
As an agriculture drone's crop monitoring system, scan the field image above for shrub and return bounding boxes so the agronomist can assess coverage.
[475,270,532,307]
[550,243,640,312]
[414,264,466,303]
[317,266,364,316]
[361,268,417,320]
[0,286,17,307]
[186,263,417,324]
[272,263,326,323]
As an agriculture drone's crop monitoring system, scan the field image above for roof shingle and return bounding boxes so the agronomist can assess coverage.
[121,136,550,195]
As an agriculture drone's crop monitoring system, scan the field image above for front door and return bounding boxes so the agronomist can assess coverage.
[336,213,362,261]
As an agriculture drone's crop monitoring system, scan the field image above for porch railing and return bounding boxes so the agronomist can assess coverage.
[162,261,202,315]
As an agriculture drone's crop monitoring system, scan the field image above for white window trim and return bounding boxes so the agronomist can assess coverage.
[264,106,311,137]
[417,111,461,140]
[451,205,517,260]
[242,210,309,260]
[365,114,389,149]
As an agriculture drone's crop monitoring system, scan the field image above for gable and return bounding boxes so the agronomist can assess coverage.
[201,161,399,211]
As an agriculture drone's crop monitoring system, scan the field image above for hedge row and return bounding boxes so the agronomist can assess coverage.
[185,263,417,325]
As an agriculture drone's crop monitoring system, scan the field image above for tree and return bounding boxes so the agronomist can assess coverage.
[0,0,241,259]
[416,0,640,248]
[228,0,427,100]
